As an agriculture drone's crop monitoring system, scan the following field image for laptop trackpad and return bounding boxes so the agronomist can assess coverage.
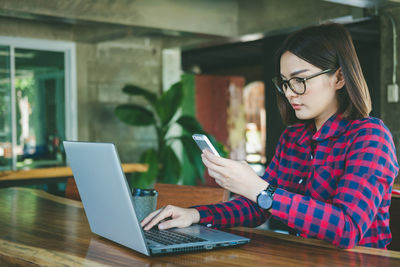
[171,225,243,242]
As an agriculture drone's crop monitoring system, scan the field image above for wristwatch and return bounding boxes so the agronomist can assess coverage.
[257,185,277,210]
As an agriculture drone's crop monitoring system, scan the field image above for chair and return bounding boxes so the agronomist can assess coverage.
[388,191,400,251]
[154,183,229,209]
[65,178,81,201]
[65,179,229,208]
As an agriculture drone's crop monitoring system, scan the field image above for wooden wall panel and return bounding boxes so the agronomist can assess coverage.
[194,74,245,186]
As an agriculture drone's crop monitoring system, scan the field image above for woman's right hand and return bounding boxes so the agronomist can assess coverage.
[140,205,200,231]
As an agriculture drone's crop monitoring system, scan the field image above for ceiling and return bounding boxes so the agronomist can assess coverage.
[181,19,380,73]
[324,0,400,8]
[0,0,398,44]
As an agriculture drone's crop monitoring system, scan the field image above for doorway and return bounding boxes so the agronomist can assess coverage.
[0,37,77,171]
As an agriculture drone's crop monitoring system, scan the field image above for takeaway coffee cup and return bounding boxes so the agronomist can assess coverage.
[132,188,158,222]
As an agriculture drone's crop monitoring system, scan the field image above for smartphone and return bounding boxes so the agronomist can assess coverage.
[192,134,220,156]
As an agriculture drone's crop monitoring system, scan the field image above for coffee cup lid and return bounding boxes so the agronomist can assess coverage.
[132,188,158,196]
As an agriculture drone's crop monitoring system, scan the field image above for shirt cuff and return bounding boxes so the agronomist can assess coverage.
[191,205,214,227]
[269,188,294,222]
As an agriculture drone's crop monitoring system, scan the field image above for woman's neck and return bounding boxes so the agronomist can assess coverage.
[314,111,337,132]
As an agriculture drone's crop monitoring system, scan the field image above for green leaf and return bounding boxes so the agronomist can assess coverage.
[129,149,159,189]
[122,84,157,105]
[115,104,156,126]
[176,116,205,134]
[158,146,181,184]
[156,82,183,126]
[180,135,205,183]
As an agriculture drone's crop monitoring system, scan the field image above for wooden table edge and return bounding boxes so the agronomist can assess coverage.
[0,163,148,182]
[234,227,400,259]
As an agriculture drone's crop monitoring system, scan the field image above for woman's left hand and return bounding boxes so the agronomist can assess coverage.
[201,150,269,202]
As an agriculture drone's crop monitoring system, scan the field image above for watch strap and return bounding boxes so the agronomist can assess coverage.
[257,184,277,210]
[266,184,277,199]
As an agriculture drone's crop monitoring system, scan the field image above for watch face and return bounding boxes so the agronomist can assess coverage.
[257,192,273,210]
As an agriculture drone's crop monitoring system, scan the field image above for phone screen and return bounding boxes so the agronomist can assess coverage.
[192,134,220,156]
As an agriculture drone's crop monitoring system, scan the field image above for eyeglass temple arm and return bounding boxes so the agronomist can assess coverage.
[303,69,333,81]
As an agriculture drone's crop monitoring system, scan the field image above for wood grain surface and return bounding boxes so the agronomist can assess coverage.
[1,187,400,266]
[0,163,148,181]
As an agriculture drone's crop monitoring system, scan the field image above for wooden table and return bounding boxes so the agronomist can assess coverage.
[1,188,400,266]
[0,164,148,187]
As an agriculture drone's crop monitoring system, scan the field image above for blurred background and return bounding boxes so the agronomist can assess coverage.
[1,0,400,194]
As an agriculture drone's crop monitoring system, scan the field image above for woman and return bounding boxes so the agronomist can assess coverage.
[142,23,399,249]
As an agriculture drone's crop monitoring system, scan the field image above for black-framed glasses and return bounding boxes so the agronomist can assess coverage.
[272,69,333,95]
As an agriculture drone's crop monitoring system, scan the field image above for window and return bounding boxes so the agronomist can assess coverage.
[0,37,77,171]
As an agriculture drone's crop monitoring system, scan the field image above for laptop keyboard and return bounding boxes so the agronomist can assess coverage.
[144,228,206,245]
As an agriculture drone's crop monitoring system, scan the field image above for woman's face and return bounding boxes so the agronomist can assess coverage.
[280,51,340,130]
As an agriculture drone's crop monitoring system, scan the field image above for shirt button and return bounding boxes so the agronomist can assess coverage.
[298,179,303,184]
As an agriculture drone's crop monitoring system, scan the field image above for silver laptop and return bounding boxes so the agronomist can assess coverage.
[63,141,250,256]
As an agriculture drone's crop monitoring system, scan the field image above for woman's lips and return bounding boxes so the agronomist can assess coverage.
[291,103,303,110]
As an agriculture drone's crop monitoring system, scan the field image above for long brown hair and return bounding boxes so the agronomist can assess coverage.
[275,23,372,125]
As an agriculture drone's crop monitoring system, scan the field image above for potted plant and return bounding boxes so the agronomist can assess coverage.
[114,81,226,189]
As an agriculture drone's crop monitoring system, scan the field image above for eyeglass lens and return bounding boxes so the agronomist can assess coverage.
[281,78,304,94]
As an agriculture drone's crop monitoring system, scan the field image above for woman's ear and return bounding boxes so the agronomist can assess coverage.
[334,67,345,90]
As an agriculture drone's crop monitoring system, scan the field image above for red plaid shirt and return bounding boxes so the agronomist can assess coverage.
[194,114,399,249]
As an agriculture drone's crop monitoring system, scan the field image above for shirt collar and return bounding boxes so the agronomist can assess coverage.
[297,113,351,145]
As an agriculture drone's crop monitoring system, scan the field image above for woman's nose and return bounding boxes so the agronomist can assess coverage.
[284,87,297,98]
